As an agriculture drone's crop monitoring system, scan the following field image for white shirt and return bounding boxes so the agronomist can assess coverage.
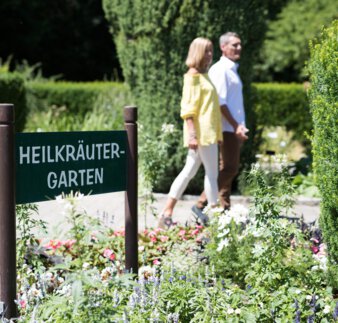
[208,56,246,133]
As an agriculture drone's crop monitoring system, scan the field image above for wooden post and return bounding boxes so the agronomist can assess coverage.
[0,104,17,319]
[124,106,138,273]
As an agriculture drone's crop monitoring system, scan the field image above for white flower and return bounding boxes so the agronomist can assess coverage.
[57,284,72,296]
[209,206,224,215]
[42,272,53,281]
[217,238,229,251]
[323,305,331,314]
[28,284,43,299]
[252,243,265,257]
[138,265,156,280]
[267,131,278,139]
[83,262,91,269]
[235,308,241,315]
[306,295,312,300]
[280,141,286,147]
[226,204,249,224]
[227,308,234,314]
[217,228,230,238]
[313,254,328,271]
[218,214,232,228]
[101,267,115,281]
[161,123,175,134]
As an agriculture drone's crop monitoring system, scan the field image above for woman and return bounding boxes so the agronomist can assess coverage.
[159,37,222,229]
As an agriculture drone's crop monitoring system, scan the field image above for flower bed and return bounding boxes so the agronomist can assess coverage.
[9,165,338,322]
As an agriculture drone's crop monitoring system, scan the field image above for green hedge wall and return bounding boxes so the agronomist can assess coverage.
[0,72,26,132]
[21,80,313,194]
[308,20,338,289]
[26,81,132,116]
[252,83,311,147]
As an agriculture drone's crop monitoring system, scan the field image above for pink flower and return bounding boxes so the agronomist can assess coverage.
[196,237,202,243]
[311,245,319,254]
[196,225,203,229]
[150,236,157,243]
[114,229,125,237]
[317,243,327,256]
[18,299,26,309]
[153,259,161,265]
[191,229,199,236]
[103,248,116,261]
[160,236,169,242]
[310,237,319,244]
[178,230,186,237]
[62,239,76,249]
[148,230,157,238]
[44,239,62,250]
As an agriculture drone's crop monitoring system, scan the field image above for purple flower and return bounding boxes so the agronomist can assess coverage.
[294,299,301,323]
[333,301,338,320]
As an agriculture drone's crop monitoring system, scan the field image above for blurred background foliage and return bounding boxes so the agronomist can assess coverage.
[0,0,336,83]
[0,0,336,197]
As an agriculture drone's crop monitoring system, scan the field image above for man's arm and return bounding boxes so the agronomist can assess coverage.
[220,104,248,141]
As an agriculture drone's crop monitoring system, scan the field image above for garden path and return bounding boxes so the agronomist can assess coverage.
[35,193,320,237]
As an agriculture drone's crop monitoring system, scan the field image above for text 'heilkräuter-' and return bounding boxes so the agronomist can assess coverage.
[18,141,125,165]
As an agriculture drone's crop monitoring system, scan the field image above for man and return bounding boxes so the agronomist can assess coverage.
[192,32,248,223]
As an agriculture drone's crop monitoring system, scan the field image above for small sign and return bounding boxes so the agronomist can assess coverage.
[16,131,127,204]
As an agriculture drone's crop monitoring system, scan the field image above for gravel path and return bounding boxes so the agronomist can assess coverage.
[34,192,320,237]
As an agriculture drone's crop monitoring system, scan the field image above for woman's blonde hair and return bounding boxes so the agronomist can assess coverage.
[185,37,213,70]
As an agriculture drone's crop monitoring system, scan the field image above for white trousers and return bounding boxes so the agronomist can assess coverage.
[168,144,218,205]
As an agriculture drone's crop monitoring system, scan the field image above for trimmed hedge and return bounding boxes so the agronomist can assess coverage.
[26,81,132,116]
[252,82,311,146]
[308,20,338,289]
[0,72,27,132]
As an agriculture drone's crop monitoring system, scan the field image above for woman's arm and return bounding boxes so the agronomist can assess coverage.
[186,117,198,150]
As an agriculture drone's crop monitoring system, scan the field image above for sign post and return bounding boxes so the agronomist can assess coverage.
[124,106,138,273]
[0,104,17,319]
[0,104,139,319]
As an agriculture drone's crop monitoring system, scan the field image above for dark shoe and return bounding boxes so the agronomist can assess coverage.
[191,205,209,226]
[158,215,173,230]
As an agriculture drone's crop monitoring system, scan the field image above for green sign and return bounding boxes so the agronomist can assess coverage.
[16,131,127,204]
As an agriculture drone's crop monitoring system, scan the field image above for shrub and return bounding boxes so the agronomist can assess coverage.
[0,72,27,132]
[26,81,131,116]
[24,81,133,132]
[308,20,338,289]
[102,0,286,193]
[252,82,312,150]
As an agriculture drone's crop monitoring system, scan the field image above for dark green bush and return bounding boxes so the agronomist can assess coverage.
[0,72,26,132]
[26,81,132,116]
[252,83,312,147]
[308,20,338,289]
[103,0,286,193]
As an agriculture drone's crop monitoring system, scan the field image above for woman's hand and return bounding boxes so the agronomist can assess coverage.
[188,136,198,150]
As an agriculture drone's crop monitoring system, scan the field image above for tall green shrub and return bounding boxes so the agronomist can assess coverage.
[308,20,338,289]
[252,82,312,150]
[103,0,284,192]
[0,72,26,132]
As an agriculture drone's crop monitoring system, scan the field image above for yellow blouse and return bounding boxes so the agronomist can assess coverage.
[180,73,222,147]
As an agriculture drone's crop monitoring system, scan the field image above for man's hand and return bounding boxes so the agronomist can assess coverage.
[235,124,249,141]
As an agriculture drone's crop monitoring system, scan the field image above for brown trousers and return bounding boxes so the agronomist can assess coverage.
[197,132,241,210]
